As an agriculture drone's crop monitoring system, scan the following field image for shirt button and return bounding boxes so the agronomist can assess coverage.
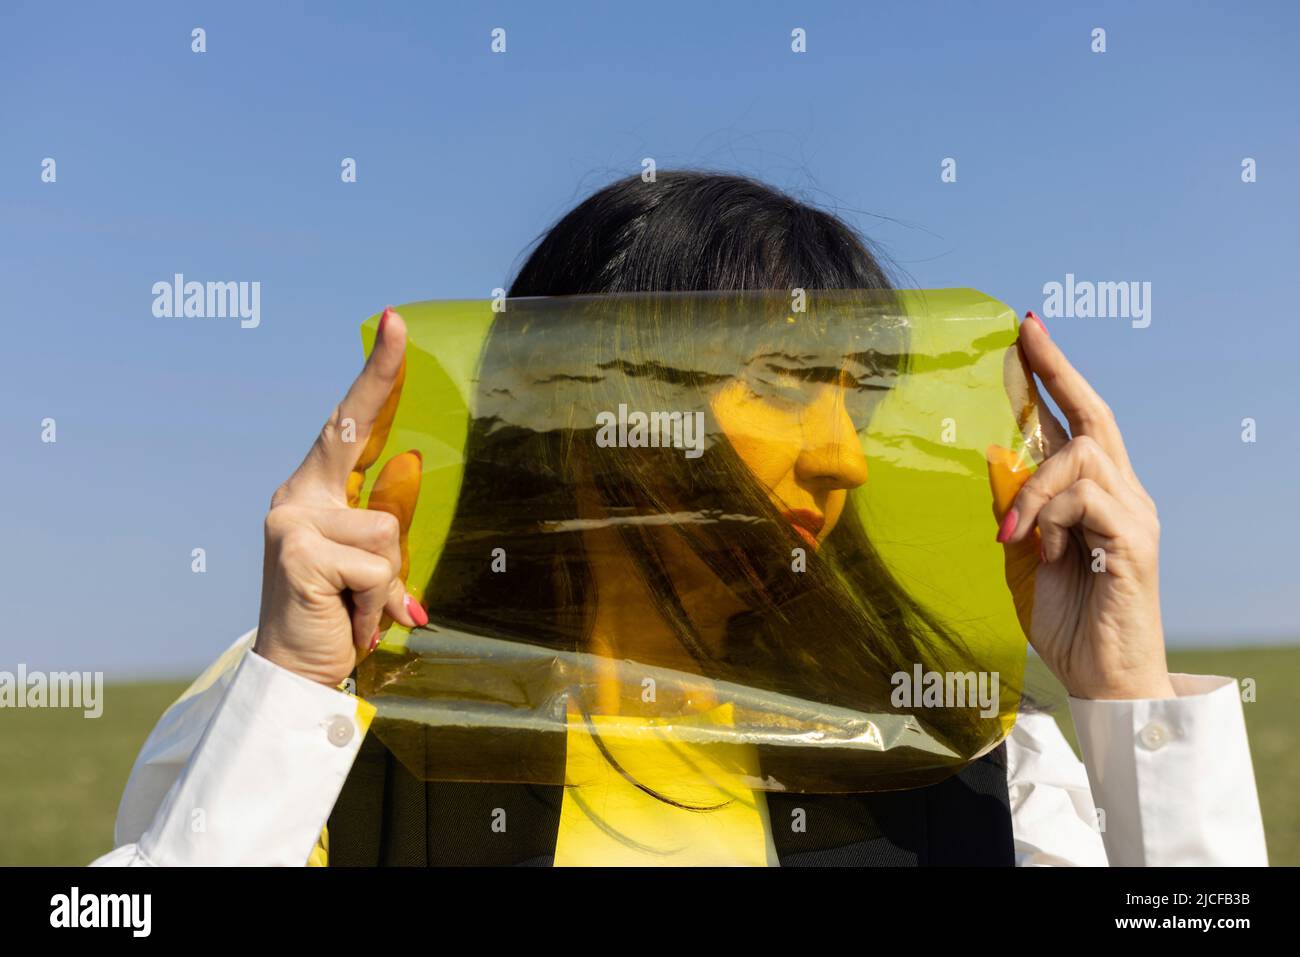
[326,715,355,748]
[1138,720,1170,750]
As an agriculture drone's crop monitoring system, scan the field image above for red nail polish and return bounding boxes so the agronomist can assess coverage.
[378,306,393,337]
[1025,310,1049,338]
[405,595,429,628]
[996,509,1018,543]
[368,628,382,652]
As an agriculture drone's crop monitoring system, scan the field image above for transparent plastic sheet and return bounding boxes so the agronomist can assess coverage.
[351,290,1045,794]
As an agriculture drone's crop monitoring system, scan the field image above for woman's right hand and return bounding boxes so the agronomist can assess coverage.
[253,307,429,688]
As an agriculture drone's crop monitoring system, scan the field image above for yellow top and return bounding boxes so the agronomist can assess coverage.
[554,699,776,866]
[309,696,774,866]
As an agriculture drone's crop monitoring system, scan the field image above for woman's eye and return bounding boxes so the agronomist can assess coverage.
[747,381,805,407]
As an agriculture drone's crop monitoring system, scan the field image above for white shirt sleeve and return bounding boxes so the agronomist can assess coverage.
[91,635,371,867]
[1006,708,1109,865]
[1006,672,1268,866]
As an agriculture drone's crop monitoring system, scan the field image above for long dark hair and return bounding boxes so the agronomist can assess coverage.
[421,171,1010,794]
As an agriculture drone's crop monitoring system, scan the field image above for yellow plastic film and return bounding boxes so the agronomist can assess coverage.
[351,290,1042,794]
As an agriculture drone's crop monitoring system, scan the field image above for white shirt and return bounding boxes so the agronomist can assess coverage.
[90,630,1269,867]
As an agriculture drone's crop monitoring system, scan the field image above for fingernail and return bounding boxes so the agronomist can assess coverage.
[405,594,429,627]
[368,628,382,652]
[1025,310,1049,338]
[996,509,1019,543]
[1039,540,1048,563]
[378,306,393,337]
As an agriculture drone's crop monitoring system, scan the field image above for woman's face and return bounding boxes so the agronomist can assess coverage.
[710,366,870,550]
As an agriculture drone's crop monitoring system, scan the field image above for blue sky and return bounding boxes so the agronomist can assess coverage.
[2,1,1297,677]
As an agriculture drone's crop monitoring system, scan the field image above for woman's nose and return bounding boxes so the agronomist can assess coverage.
[793,386,869,490]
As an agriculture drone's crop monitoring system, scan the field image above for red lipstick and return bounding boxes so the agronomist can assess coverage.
[784,509,825,551]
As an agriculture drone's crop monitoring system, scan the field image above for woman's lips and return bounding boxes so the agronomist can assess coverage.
[784,509,825,551]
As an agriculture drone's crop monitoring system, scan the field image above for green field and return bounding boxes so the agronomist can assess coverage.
[2,646,1296,866]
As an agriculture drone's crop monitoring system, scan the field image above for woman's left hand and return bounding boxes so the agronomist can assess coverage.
[998,312,1174,701]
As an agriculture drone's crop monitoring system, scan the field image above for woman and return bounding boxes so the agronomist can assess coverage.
[94,172,1267,866]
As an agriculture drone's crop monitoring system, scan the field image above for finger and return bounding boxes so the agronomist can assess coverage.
[285,307,409,503]
[1003,436,1140,545]
[1002,343,1067,459]
[986,445,1040,637]
[1017,312,1138,484]
[310,538,417,647]
[1036,479,1127,563]
[988,443,1043,551]
[986,443,1034,522]
[349,579,393,654]
[355,580,425,655]
[309,532,390,634]
[302,506,403,580]
[1027,377,1070,457]
[348,354,407,507]
[367,450,423,582]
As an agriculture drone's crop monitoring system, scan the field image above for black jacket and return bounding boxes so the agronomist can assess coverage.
[327,731,1015,866]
